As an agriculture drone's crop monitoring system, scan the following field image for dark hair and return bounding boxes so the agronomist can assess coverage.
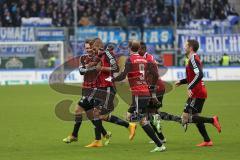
[85,39,94,47]
[140,41,146,51]
[106,43,115,51]
[131,40,140,52]
[187,39,199,52]
[93,38,104,50]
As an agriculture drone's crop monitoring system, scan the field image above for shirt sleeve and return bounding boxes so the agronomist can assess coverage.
[113,58,131,82]
[147,61,159,86]
[188,55,203,90]
[79,55,84,66]
[105,50,119,72]
[180,78,187,84]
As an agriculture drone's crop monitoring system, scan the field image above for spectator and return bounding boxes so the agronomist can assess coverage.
[220,53,230,66]
[0,0,238,27]
[79,13,90,26]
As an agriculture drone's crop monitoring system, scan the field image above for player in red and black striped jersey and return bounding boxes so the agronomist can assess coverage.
[112,40,166,152]
[139,42,182,144]
[85,39,137,147]
[175,39,221,147]
[63,39,110,146]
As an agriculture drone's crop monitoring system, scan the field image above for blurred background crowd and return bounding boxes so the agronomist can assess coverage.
[0,0,239,27]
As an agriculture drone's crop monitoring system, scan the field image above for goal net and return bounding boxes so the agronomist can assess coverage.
[0,41,65,85]
[0,41,64,69]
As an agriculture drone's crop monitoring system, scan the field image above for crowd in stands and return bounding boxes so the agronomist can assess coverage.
[0,0,239,27]
[179,0,239,26]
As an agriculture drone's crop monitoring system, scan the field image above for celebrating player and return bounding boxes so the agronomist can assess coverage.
[85,38,137,147]
[138,42,182,144]
[63,39,111,145]
[175,39,221,147]
[111,40,166,152]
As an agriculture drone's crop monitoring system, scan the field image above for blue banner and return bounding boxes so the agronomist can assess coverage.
[143,28,173,45]
[76,27,173,45]
[0,28,35,41]
[178,34,240,54]
[0,27,65,57]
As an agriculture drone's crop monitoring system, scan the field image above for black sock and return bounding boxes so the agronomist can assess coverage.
[159,112,182,123]
[108,115,129,128]
[91,119,103,140]
[142,124,162,147]
[72,115,82,137]
[150,122,165,140]
[192,116,213,124]
[196,123,211,142]
[100,120,107,136]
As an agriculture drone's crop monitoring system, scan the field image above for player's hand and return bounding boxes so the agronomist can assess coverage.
[187,89,193,97]
[175,81,182,87]
[96,65,102,71]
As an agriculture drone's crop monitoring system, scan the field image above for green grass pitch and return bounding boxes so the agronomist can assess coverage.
[0,81,240,160]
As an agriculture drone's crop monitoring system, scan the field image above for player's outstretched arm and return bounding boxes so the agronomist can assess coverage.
[175,79,187,87]
[112,58,131,82]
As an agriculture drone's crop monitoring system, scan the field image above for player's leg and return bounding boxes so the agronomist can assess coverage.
[84,90,110,147]
[159,112,182,123]
[185,98,221,133]
[147,107,166,143]
[63,88,93,143]
[85,107,105,147]
[102,114,137,140]
[193,113,213,146]
[63,105,83,143]
[149,120,166,143]
[140,116,166,152]
[137,96,166,152]
[99,86,137,140]
[182,98,221,146]
[72,105,83,137]
[147,94,166,143]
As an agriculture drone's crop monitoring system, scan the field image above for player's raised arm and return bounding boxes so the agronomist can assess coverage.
[97,49,119,73]
[113,58,131,82]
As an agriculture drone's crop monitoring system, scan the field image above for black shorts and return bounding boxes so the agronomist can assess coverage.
[78,88,97,111]
[147,93,164,110]
[128,95,150,114]
[94,86,116,115]
[183,98,205,114]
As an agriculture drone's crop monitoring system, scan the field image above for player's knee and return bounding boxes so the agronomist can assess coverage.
[139,117,149,126]
[101,114,109,121]
[126,112,131,121]
[75,106,82,114]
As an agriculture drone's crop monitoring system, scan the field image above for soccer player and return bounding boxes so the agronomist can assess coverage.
[139,42,182,143]
[63,39,110,146]
[111,40,166,152]
[175,39,221,147]
[85,38,137,147]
